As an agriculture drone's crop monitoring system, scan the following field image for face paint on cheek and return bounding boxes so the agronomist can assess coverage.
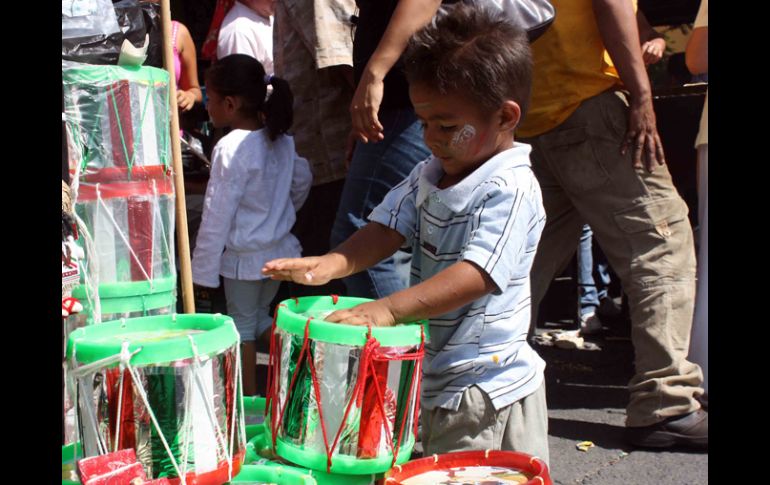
[449,124,477,154]
[470,129,489,158]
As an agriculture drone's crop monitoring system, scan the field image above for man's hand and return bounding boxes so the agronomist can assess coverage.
[349,70,385,144]
[641,38,665,65]
[621,98,666,172]
[262,255,342,286]
[325,299,397,327]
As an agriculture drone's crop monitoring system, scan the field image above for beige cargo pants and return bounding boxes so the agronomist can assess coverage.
[520,90,704,427]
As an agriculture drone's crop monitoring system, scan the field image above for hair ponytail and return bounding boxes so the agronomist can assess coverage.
[206,55,294,140]
[263,75,293,141]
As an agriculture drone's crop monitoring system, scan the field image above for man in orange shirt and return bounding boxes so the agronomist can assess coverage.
[518,0,707,449]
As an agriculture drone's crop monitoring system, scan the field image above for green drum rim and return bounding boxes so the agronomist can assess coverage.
[79,291,175,316]
[245,426,376,485]
[230,463,317,484]
[276,296,428,346]
[63,62,170,85]
[243,396,267,416]
[275,435,414,475]
[62,442,82,485]
[72,276,177,300]
[66,313,239,366]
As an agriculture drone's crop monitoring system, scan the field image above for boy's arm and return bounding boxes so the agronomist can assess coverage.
[262,222,405,285]
[325,260,496,326]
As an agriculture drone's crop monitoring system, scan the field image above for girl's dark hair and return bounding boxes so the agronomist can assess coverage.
[403,2,532,119]
[206,54,293,140]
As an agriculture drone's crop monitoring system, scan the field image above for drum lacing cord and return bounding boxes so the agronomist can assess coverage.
[95,184,153,285]
[367,326,425,469]
[119,342,188,484]
[265,304,287,441]
[187,335,234,480]
[72,211,102,322]
[233,340,247,478]
[266,297,424,473]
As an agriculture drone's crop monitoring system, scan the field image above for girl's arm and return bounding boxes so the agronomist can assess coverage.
[177,23,203,111]
[191,144,248,287]
[289,149,313,211]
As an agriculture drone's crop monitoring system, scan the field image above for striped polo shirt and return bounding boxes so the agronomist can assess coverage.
[369,143,547,412]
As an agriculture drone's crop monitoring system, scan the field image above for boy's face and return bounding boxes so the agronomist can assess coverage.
[409,82,519,180]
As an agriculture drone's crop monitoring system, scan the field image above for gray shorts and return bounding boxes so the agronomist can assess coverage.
[421,381,549,466]
[223,277,280,342]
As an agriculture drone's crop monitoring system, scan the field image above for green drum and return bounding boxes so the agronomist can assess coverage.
[241,423,375,485]
[66,313,246,484]
[62,442,82,485]
[267,296,428,475]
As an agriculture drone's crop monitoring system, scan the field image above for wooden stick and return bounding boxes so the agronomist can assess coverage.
[160,0,195,314]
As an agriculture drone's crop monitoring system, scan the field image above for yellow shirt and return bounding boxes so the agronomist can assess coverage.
[517,0,636,138]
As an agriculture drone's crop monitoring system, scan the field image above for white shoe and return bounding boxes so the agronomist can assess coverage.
[579,312,603,335]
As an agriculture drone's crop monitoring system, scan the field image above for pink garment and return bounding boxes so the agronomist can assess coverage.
[172,21,182,84]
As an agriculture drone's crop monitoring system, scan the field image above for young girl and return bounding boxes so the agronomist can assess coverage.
[192,54,312,395]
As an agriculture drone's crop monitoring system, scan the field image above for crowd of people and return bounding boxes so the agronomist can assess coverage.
[177,0,707,459]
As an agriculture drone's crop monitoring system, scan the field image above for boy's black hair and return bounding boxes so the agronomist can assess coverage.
[403,2,533,119]
[206,54,293,140]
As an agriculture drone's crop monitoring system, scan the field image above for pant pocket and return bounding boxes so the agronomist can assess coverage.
[613,197,694,282]
[541,124,611,193]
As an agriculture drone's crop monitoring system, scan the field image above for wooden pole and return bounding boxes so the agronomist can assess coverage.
[160,0,195,314]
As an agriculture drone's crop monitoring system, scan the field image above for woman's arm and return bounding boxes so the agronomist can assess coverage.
[177,23,203,111]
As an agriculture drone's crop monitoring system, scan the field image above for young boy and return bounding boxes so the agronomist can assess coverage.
[263,3,548,463]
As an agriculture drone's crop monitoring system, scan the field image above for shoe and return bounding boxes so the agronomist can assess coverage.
[626,409,708,449]
[597,297,622,317]
[579,312,603,335]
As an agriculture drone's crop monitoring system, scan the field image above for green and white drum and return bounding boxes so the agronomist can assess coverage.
[66,313,246,485]
[267,296,428,475]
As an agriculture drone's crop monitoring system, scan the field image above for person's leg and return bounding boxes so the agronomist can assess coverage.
[500,381,550,466]
[519,135,585,339]
[538,90,703,439]
[422,384,549,465]
[329,108,430,299]
[689,144,708,394]
[224,277,261,396]
[577,224,600,317]
[255,278,281,350]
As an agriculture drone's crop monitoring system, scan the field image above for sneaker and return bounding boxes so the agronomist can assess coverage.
[597,297,622,317]
[626,409,708,449]
[579,312,603,335]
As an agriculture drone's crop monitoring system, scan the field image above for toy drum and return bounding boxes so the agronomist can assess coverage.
[62,62,171,178]
[73,173,176,287]
[266,296,428,475]
[65,314,246,485]
[244,422,374,485]
[383,450,552,485]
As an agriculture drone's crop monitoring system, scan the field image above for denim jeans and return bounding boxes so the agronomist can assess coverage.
[577,224,611,315]
[330,108,430,299]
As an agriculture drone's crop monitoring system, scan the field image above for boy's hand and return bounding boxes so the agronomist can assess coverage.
[262,255,338,285]
[325,299,397,327]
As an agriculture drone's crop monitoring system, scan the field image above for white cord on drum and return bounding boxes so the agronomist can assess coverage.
[187,335,232,478]
[95,184,153,285]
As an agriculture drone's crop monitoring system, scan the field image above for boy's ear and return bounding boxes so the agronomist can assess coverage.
[498,100,522,132]
[224,95,240,113]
